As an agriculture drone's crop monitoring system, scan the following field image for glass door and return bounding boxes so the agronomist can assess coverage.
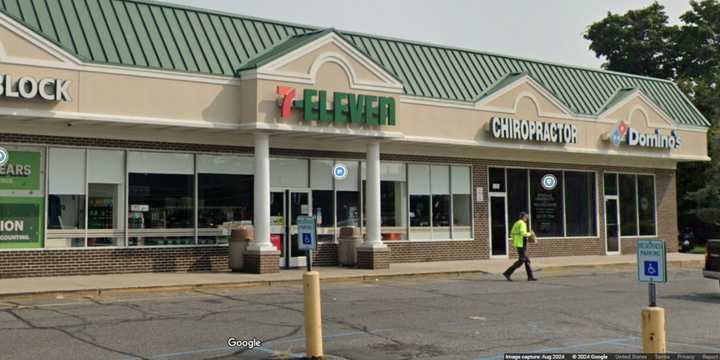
[605,197,620,254]
[489,195,508,257]
[286,190,311,268]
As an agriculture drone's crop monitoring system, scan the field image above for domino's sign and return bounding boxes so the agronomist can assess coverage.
[637,239,667,283]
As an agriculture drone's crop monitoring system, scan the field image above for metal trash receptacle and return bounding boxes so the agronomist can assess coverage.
[229,225,253,271]
[338,226,362,266]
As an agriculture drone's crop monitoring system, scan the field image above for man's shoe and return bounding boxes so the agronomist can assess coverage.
[528,278,538,281]
[503,273,512,281]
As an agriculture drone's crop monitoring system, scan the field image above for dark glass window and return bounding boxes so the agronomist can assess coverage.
[530,170,564,237]
[506,168,529,230]
[48,195,85,230]
[381,181,407,227]
[604,173,617,195]
[336,191,360,227]
[409,195,430,227]
[312,190,334,227]
[128,173,194,229]
[619,174,638,236]
[637,175,656,235]
[489,167,505,192]
[432,194,450,227]
[564,172,597,236]
[198,174,253,228]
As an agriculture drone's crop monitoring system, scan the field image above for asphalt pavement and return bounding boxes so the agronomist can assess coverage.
[0,269,718,359]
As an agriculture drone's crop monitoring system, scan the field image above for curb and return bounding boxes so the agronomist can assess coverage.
[0,260,704,300]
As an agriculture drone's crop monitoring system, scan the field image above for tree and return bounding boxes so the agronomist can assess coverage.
[585,1,720,238]
[584,3,675,78]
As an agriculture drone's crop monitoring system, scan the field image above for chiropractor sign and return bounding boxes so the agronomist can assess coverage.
[277,86,396,126]
[489,116,578,144]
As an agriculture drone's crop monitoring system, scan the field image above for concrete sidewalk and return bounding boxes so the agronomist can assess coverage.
[0,253,704,298]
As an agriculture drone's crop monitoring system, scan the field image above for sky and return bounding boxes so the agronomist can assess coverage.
[164,0,692,70]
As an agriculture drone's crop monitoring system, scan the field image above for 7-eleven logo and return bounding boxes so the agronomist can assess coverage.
[277,86,296,118]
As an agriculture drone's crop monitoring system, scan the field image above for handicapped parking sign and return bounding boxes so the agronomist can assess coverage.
[296,215,317,251]
[637,240,667,283]
[644,261,659,277]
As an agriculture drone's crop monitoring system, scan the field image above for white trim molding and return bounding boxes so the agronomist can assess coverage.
[238,31,404,93]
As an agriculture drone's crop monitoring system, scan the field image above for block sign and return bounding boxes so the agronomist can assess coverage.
[296,215,317,251]
[637,239,667,283]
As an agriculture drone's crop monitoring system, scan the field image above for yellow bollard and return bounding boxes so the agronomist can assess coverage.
[641,306,667,353]
[303,271,324,359]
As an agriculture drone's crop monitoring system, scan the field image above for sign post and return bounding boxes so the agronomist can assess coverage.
[297,215,317,271]
[297,215,323,358]
[636,239,667,353]
[637,239,668,305]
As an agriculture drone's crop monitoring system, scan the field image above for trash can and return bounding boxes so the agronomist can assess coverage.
[338,226,362,266]
[229,225,253,271]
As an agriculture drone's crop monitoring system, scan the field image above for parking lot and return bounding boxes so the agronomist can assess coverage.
[0,269,718,359]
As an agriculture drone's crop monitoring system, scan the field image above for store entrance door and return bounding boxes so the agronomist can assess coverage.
[489,195,508,257]
[270,189,311,268]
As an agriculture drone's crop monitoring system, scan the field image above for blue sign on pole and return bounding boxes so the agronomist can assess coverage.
[297,215,317,251]
[637,240,667,283]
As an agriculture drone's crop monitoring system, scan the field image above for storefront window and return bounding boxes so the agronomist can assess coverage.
[47,148,86,248]
[452,166,472,239]
[129,173,194,229]
[336,191,360,227]
[530,170,564,237]
[198,174,253,244]
[431,165,450,239]
[127,151,195,246]
[336,161,360,229]
[604,173,617,196]
[87,149,125,247]
[564,171,597,237]
[489,167,505,193]
[611,173,657,237]
[506,168,529,230]
[619,174,638,236]
[409,164,431,239]
[638,176,656,236]
[504,167,598,238]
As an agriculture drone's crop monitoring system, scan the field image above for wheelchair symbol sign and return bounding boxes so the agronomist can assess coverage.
[296,215,317,251]
[644,261,658,276]
[636,239,667,283]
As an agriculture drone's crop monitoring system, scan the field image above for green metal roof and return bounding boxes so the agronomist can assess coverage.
[0,0,709,127]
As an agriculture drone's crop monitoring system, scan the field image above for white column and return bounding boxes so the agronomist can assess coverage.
[363,140,385,248]
[249,132,274,251]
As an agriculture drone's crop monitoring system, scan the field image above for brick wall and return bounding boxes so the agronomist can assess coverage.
[0,133,680,277]
[0,246,228,278]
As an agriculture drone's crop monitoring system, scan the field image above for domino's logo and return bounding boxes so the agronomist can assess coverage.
[0,147,9,166]
[611,121,629,147]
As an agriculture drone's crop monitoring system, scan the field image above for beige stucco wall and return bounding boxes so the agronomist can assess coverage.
[0,18,709,166]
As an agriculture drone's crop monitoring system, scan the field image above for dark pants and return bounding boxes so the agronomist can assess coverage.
[504,243,534,279]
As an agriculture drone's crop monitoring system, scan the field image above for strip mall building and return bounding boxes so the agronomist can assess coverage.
[0,0,710,277]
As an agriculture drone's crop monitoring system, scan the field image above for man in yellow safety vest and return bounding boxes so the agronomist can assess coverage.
[503,212,537,281]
